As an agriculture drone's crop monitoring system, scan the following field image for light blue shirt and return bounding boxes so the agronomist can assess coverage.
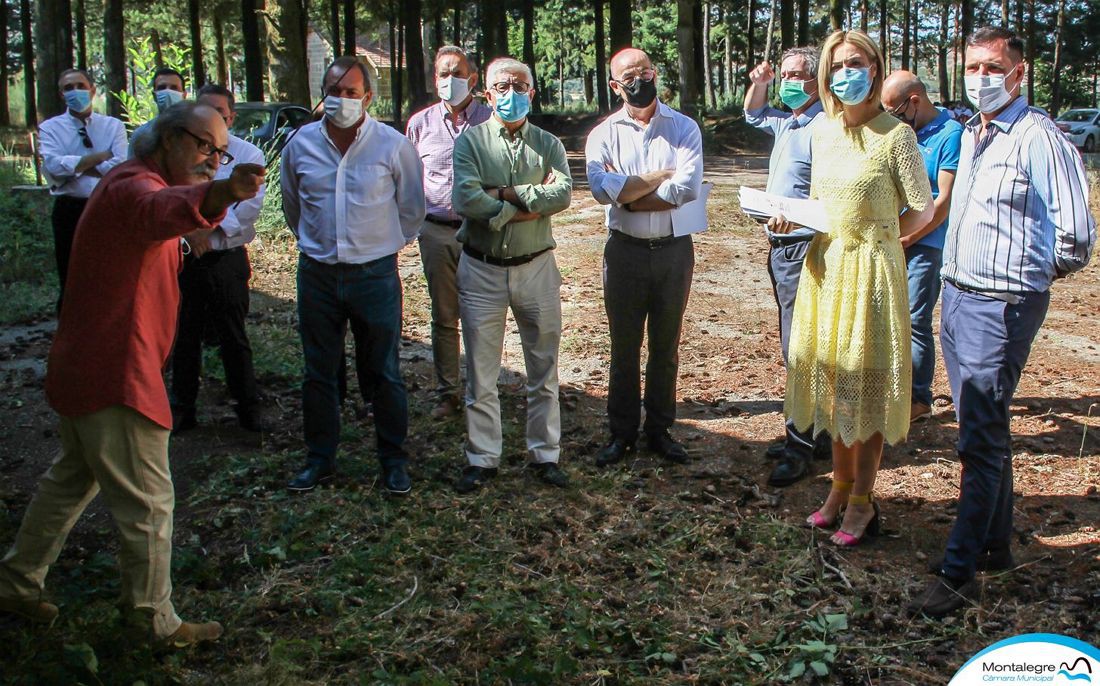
[943,96,1095,293]
[746,100,824,241]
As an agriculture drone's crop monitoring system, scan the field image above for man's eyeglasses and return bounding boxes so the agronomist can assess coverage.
[611,69,656,87]
[76,127,93,149]
[490,81,531,95]
[179,128,234,164]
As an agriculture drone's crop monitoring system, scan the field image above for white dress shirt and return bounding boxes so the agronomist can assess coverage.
[281,115,426,264]
[585,101,704,239]
[208,134,266,251]
[38,111,128,197]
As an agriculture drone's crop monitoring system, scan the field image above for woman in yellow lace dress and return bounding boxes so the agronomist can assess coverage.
[776,30,933,546]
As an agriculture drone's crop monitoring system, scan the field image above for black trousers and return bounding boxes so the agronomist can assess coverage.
[603,232,694,442]
[51,195,89,312]
[171,247,259,412]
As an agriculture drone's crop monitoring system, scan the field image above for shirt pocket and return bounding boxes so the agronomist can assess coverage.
[348,163,396,207]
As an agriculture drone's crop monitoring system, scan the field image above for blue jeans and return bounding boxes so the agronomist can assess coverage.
[297,254,408,469]
[938,282,1048,581]
[906,245,943,407]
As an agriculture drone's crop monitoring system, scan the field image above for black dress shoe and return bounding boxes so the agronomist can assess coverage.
[767,453,810,487]
[288,463,335,492]
[237,404,273,433]
[927,549,1014,575]
[906,576,978,618]
[764,441,786,460]
[646,431,688,464]
[532,462,570,488]
[383,465,412,495]
[171,406,197,434]
[595,438,635,467]
[455,466,498,494]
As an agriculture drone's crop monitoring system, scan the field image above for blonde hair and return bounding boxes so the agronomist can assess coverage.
[817,29,885,117]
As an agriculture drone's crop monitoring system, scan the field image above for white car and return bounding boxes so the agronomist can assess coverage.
[1055,108,1100,152]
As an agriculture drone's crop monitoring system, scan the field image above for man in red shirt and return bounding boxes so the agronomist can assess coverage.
[0,102,263,647]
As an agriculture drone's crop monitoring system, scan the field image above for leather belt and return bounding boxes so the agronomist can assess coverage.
[427,214,463,228]
[462,245,551,267]
[610,231,685,250]
[945,279,1023,305]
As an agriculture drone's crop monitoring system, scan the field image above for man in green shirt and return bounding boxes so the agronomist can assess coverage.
[451,57,573,493]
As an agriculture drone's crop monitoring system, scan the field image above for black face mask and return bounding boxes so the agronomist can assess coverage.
[618,77,657,108]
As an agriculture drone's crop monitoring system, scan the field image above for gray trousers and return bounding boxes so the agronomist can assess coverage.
[458,250,562,467]
[419,220,463,401]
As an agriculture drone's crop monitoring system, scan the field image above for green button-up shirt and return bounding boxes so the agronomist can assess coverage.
[452,116,573,258]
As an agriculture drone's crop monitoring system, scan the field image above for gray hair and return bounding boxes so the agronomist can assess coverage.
[132,100,202,159]
[435,45,478,73]
[780,46,820,77]
[485,57,533,88]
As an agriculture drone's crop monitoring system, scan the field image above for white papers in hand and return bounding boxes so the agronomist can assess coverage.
[671,181,712,237]
[738,186,830,234]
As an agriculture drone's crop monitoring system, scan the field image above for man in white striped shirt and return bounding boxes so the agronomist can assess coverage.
[909,26,1096,619]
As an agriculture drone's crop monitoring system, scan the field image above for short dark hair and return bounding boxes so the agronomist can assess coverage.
[152,67,186,88]
[197,83,235,110]
[323,56,372,94]
[58,68,93,87]
[967,26,1025,62]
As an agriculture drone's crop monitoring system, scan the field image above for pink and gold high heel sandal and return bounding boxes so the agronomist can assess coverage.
[831,492,881,547]
[805,480,853,529]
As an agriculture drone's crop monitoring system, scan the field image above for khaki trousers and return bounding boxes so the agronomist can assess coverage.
[418,219,464,401]
[458,250,562,467]
[0,405,182,638]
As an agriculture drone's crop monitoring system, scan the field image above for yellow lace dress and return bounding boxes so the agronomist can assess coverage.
[785,112,933,447]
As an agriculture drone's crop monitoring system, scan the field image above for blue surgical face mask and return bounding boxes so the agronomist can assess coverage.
[830,67,873,106]
[492,88,530,123]
[64,89,92,114]
[154,88,185,112]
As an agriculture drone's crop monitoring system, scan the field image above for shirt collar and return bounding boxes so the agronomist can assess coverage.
[66,110,93,127]
[438,98,488,123]
[917,107,952,136]
[967,95,1029,133]
[793,100,824,126]
[490,115,528,140]
[611,100,673,127]
[320,114,373,147]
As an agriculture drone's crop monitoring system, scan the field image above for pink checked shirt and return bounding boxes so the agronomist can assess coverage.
[406,99,492,221]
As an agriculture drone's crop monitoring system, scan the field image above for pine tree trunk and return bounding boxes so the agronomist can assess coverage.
[860,0,868,32]
[558,5,565,109]
[1013,0,1023,32]
[265,0,310,104]
[523,0,541,112]
[1025,0,1035,103]
[452,0,461,45]
[704,3,716,109]
[36,0,74,118]
[403,0,429,113]
[189,0,206,86]
[938,0,949,100]
[1000,0,1009,25]
[74,0,87,70]
[780,0,794,50]
[433,9,443,53]
[343,0,355,54]
[798,0,809,43]
[1049,0,1064,115]
[879,0,888,67]
[829,0,846,30]
[747,0,756,69]
[0,0,9,126]
[902,0,911,70]
[215,15,229,85]
[723,6,733,99]
[960,0,971,41]
[19,0,34,124]
[912,0,919,72]
[593,0,608,113]
[329,0,340,56]
[242,0,265,101]
[677,0,699,118]
[103,0,124,117]
[608,0,632,53]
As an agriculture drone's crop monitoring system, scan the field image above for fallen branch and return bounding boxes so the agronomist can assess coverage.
[375,576,419,620]
[819,551,854,591]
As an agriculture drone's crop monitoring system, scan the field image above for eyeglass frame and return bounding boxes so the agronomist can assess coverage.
[489,80,531,95]
[609,68,656,88]
[177,127,235,165]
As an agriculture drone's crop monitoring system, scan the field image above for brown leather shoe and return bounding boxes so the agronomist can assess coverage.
[0,596,59,625]
[430,396,462,419]
[160,620,224,648]
[910,402,933,423]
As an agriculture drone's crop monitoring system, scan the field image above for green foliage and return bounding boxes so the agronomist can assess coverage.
[0,153,54,324]
[112,37,193,131]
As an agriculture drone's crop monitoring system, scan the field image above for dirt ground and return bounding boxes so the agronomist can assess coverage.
[0,156,1097,684]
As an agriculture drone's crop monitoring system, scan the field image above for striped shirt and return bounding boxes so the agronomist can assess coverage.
[406,100,492,221]
[943,96,1095,293]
